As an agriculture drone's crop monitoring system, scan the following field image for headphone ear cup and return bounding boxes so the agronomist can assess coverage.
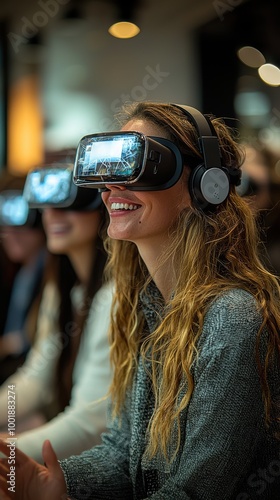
[189,165,230,210]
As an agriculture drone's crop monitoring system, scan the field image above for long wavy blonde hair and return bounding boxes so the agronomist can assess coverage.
[104,102,280,460]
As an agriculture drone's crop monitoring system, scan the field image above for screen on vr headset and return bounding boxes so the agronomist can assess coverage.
[0,193,29,226]
[24,168,73,205]
[76,133,145,181]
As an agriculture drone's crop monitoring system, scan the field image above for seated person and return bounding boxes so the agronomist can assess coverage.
[0,163,114,462]
[0,102,279,499]
[0,174,47,383]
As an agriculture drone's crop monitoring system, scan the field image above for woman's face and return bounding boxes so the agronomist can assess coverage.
[42,208,101,255]
[101,119,191,251]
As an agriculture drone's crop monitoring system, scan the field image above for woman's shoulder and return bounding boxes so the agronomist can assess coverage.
[91,280,115,307]
[84,280,115,322]
[40,280,60,303]
[35,281,60,341]
[208,288,260,319]
[200,288,263,350]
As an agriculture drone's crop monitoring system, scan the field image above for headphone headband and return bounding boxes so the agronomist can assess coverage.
[171,103,222,169]
[171,103,240,211]
[172,104,214,136]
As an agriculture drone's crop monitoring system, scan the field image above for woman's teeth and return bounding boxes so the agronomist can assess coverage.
[111,202,139,211]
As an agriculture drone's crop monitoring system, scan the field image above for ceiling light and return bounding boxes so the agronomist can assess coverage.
[108,0,140,39]
[108,21,140,39]
[237,46,266,68]
[258,63,280,86]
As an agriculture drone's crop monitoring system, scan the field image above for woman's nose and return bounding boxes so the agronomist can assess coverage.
[43,207,61,215]
[42,207,63,221]
[104,184,127,191]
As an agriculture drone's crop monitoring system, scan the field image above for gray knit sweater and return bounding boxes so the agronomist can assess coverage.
[60,286,280,499]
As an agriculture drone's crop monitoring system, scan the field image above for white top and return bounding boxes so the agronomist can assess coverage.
[0,280,114,463]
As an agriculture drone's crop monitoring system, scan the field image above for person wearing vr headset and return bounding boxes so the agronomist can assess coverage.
[237,142,280,277]
[0,102,280,499]
[0,162,113,463]
[0,173,47,384]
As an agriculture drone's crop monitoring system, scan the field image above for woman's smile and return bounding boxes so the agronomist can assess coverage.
[107,195,142,217]
[44,222,72,235]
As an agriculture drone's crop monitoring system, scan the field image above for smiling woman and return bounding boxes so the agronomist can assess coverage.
[0,173,47,383]
[42,208,102,283]
[0,102,280,500]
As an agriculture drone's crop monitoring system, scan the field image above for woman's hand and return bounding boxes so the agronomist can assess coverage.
[0,434,9,441]
[0,439,67,500]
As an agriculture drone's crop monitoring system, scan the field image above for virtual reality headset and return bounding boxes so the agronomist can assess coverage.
[73,131,184,191]
[23,165,102,210]
[0,190,38,227]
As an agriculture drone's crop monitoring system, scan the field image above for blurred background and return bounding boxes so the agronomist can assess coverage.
[1,0,280,437]
[0,0,279,176]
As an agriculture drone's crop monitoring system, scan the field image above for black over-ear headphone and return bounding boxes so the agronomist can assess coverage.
[172,104,241,211]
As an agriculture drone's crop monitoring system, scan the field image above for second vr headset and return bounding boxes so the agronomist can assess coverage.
[23,165,102,211]
[0,190,40,227]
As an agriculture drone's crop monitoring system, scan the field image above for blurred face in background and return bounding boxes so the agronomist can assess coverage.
[241,146,271,210]
[0,226,46,265]
[42,209,101,254]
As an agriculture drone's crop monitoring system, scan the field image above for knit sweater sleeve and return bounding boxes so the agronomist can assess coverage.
[60,400,133,499]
